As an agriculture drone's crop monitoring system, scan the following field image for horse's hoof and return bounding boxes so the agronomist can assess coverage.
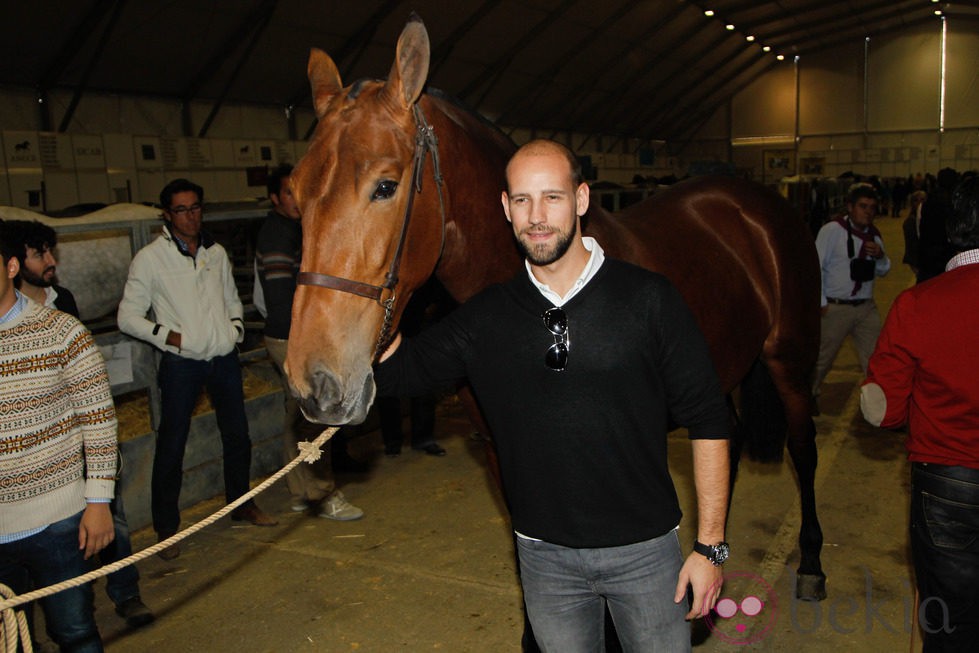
[795,573,827,601]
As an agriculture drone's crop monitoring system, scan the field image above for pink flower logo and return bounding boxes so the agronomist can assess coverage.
[703,571,778,645]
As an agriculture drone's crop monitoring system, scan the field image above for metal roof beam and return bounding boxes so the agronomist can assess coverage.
[39,0,117,89]
[429,0,504,79]
[179,0,277,134]
[638,49,767,140]
[587,23,731,136]
[288,0,406,128]
[58,0,127,132]
[198,0,279,138]
[456,0,578,106]
[516,2,689,134]
[37,0,119,131]
[493,0,645,126]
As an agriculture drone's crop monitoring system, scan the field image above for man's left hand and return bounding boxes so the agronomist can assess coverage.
[675,552,723,620]
[78,503,115,559]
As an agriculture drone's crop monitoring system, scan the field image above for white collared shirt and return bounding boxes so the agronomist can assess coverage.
[525,236,606,306]
[946,248,979,271]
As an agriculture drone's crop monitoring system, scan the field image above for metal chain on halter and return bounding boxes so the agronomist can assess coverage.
[375,295,397,355]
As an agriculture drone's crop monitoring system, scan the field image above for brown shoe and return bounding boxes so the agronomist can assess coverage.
[231,503,278,527]
[157,544,180,561]
[156,533,180,561]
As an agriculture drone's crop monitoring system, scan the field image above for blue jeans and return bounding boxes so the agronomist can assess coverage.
[516,529,689,652]
[911,463,979,652]
[153,351,251,536]
[0,511,103,652]
[100,471,141,605]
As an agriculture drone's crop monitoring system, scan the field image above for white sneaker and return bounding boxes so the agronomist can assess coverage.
[318,491,364,521]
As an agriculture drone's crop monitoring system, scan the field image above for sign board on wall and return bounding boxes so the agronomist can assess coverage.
[38,133,74,170]
[133,137,162,170]
[72,134,107,170]
[1,131,310,210]
[4,131,41,168]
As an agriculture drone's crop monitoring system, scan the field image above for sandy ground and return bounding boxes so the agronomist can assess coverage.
[22,211,921,652]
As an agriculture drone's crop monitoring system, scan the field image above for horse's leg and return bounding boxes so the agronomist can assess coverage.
[766,355,827,601]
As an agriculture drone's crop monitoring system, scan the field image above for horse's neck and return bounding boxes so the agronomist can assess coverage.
[427,96,522,303]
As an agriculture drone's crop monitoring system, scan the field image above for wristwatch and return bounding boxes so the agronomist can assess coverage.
[693,540,730,566]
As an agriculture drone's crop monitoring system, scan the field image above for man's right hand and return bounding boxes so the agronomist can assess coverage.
[78,503,114,559]
[165,330,182,350]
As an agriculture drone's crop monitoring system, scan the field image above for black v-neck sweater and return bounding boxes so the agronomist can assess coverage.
[375,258,729,548]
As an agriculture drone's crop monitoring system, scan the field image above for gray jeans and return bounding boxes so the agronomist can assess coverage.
[517,529,689,652]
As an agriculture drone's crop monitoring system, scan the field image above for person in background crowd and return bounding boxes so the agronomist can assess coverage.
[0,220,117,652]
[811,183,890,414]
[118,178,277,562]
[3,219,154,628]
[902,190,927,281]
[917,168,959,283]
[861,174,979,651]
[255,165,364,521]
[891,177,909,218]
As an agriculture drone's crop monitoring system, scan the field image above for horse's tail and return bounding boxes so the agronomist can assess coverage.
[738,358,787,463]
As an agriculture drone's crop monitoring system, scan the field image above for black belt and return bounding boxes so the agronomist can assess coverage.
[827,298,867,306]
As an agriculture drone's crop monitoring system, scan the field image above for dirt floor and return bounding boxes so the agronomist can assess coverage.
[25,211,922,652]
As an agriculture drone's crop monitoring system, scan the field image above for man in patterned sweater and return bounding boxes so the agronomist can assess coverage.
[0,221,117,652]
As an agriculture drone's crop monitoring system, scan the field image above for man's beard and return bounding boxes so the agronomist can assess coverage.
[516,219,577,266]
[20,266,56,288]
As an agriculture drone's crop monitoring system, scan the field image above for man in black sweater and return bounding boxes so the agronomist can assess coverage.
[375,140,730,651]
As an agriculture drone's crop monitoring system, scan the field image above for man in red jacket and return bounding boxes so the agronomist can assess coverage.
[861,174,979,651]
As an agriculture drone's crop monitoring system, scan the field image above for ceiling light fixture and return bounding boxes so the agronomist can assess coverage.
[726,24,735,30]
[776,54,785,61]
[762,45,771,52]
[704,9,714,16]
[746,35,755,42]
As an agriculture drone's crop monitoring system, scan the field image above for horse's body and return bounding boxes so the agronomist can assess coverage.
[286,16,826,600]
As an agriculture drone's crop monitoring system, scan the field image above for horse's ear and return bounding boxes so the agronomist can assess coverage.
[383,14,430,110]
[308,48,343,119]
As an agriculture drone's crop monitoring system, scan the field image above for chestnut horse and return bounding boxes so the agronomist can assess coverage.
[285,16,825,601]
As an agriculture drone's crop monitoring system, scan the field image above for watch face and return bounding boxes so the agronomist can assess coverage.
[713,542,730,564]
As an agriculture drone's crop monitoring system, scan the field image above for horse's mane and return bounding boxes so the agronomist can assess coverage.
[423,86,514,151]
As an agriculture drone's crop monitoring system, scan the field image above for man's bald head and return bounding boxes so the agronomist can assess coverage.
[505,139,582,193]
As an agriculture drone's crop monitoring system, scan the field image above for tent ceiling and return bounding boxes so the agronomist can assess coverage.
[2,1,977,144]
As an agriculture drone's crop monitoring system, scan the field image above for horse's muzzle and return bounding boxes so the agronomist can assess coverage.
[296,368,376,426]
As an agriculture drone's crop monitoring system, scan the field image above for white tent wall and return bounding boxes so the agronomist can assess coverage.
[0,87,316,211]
[689,19,979,181]
[2,18,978,210]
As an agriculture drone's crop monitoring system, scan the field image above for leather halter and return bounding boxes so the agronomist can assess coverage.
[296,104,445,351]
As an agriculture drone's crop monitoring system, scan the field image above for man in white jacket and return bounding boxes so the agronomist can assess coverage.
[118,179,275,560]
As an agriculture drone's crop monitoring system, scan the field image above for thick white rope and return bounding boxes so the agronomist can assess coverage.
[0,427,337,652]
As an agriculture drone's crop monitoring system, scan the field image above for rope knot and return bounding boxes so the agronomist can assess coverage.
[297,440,323,463]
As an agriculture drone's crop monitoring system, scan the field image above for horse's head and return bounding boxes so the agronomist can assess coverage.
[286,16,443,424]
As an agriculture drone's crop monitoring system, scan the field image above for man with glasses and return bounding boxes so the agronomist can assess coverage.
[118,179,276,561]
[374,140,730,651]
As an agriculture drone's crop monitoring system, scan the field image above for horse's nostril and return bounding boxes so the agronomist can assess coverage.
[309,369,339,406]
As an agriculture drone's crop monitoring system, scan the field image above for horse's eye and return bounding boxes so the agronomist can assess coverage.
[371,180,398,201]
